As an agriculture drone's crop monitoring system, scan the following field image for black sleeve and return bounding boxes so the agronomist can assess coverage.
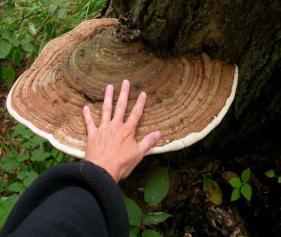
[0,161,129,237]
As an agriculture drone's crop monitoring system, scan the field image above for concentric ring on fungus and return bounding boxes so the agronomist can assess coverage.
[6,18,238,158]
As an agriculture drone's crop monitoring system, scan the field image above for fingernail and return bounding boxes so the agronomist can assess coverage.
[83,105,88,111]
[140,92,146,98]
[154,131,161,140]
[123,80,129,86]
[107,84,113,91]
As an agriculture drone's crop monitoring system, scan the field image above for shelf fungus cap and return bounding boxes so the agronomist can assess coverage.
[6,18,238,158]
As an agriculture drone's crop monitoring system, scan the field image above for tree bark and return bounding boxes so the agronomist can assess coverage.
[104,1,281,236]
[105,0,281,156]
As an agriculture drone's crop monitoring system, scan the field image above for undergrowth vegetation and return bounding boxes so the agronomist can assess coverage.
[0,0,106,230]
[0,124,73,228]
[125,169,171,237]
[0,0,106,88]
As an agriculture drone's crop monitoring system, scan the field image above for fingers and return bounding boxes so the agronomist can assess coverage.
[101,84,114,124]
[83,105,97,138]
[138,131,161,155]
[113,80,130,122]
[126,92,146,129]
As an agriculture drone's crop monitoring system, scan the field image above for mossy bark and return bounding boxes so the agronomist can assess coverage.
[105,0,281,158]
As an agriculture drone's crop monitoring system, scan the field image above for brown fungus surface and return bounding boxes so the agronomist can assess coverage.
[7,18,238,158]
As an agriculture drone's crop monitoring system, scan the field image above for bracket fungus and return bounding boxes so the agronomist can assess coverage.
[6,18,238,158]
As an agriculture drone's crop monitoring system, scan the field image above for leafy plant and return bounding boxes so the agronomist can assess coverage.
[0,1,107,232]
[228,168,252,202]
[265,169,281,183]
[142,229,162,237]
[0,124,73,229]
[0,0,106,89]
[0,0,107,228]
[144,169,169,206]
[0,195,19,229]
[203,177,222,205]
[125,169,171,237]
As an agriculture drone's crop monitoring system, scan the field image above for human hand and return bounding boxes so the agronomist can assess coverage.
[83,80,161,183]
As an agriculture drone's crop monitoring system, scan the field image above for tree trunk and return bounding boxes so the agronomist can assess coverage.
[104,1,281,236]
[105,0,281,157]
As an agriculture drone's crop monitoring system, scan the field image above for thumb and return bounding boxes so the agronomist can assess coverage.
[138,131,161,155]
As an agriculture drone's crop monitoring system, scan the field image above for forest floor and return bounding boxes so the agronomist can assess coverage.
[121,118,281,237]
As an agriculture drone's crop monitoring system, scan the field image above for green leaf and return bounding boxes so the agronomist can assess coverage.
[202,177,222,205]
[8,182,25,193]
[17,153,30,162]
[51,148,60,159]
[241,168,251,183]
[228,177,242,188]
[124,197,143,226]
[265,169,276,178]
[23,171,39,187]
[0,29,17,44]
[44,22,56,38]
[9,47,22,66]
[130,226,139,237]
[57,8,68,19]
[12,124,26,137]
[21,40,36,53]
[0,39,12,59]
[278,177,281,184]
[45,160,54,169]
[144,169,169,206]
[49,3,58,13]
[230,188,241,202]
[28,23,37,35]
[30,135,46,145]
[0,158,18,173]
[31,150,51,162]
[55,152,65,162]
[19,140,33,148]
[0,66,16,89]
[12,124,33,139]
[241,183,252,201]
[0,195,19,229]
[17,170,28,180]
[142,229,162,237]
[143,212,171,225]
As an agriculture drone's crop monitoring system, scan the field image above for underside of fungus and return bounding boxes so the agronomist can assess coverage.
[6,18,238,158]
